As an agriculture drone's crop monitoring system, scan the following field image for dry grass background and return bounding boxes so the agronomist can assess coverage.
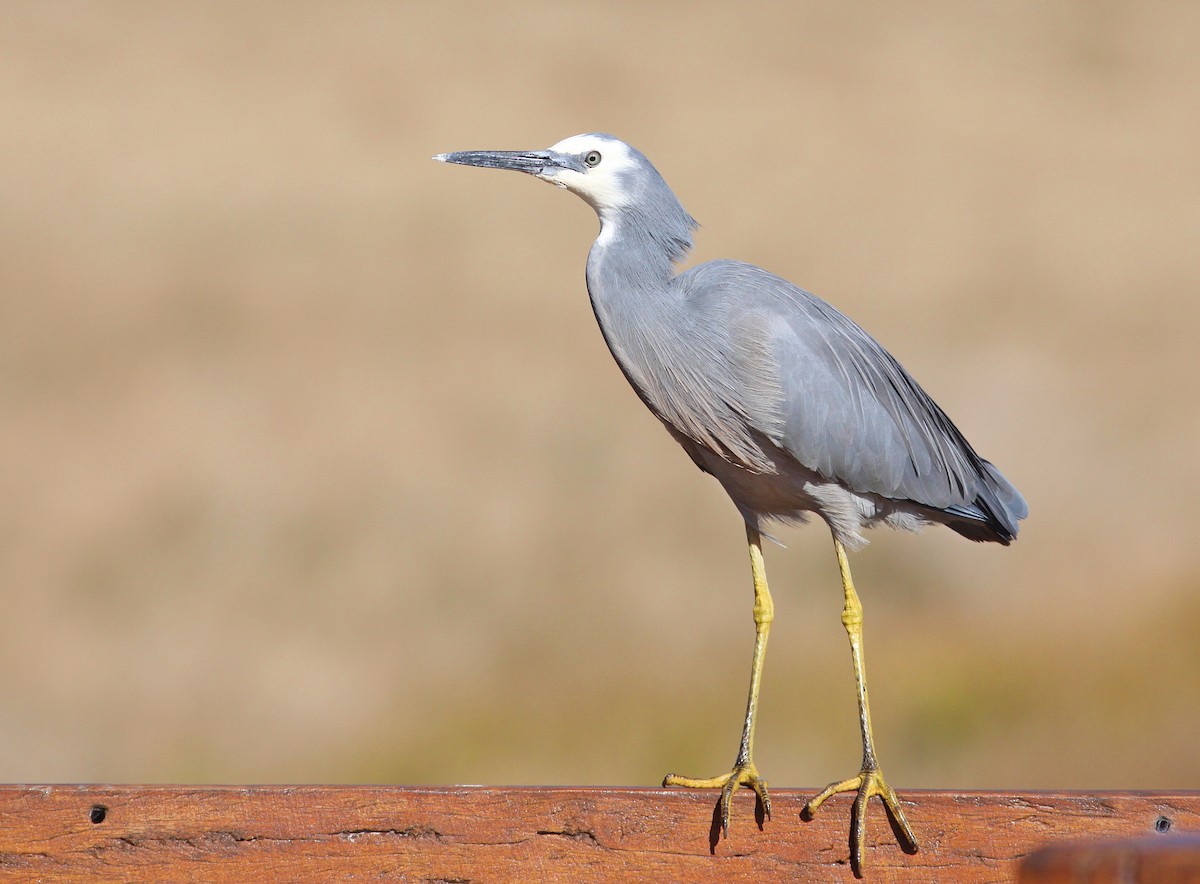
[1,2,1197,794]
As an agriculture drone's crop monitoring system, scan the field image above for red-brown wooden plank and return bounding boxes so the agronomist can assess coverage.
[0,786,1197,882]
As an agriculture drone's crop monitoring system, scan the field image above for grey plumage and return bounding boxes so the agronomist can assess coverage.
[593,248,1027,547]
[450,134,1025,548]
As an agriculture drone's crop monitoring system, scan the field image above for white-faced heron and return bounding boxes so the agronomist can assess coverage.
[435,133,1026,875]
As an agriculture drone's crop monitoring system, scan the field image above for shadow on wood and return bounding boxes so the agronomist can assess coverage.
[1,786,1197,882]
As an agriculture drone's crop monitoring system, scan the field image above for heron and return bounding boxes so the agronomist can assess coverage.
[434,133,1026,875]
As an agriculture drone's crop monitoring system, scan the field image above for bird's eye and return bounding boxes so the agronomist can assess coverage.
[583,150,602,168]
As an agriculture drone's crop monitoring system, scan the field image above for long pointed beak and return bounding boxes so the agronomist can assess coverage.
[433,149,581,176]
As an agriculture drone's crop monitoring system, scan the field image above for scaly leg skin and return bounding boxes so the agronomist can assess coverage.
[802,538,919,877]
[663,524,774,836]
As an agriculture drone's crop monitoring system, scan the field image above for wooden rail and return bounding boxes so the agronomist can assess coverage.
[1,786,1197,882]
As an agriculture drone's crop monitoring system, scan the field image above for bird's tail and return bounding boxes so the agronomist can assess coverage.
[940,461,1027,545]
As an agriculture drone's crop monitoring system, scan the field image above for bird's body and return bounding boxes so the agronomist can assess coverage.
[591,251,1024,548]
[436,132,1025,876]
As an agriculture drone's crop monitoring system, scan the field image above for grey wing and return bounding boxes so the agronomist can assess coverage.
[685,261,1026,540]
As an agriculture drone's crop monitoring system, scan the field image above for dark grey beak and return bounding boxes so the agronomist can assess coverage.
[433,149,582,176]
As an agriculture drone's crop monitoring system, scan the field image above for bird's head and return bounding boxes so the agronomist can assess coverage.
[435,133,647,219]
[437,133,697,262]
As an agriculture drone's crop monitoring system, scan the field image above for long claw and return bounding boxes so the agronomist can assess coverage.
[664,762,770,836]
[803,767,918,877]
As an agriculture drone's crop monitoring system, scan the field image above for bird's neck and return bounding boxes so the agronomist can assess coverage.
[583,216,690,414]
[585,212,689,314]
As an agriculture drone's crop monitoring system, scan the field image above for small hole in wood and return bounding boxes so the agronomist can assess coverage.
[1154,815,1172,833]
[89,805,107,824]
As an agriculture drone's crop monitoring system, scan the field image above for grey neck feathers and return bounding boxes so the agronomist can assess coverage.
[587,202,698,298]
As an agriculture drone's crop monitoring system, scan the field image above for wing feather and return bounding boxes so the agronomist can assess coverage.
[677,260,1024,536]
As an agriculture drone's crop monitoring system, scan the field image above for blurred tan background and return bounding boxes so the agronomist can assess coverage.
[1,2,1197,793]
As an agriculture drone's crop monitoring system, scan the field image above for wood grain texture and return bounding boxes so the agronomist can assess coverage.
[0,786,1197,883]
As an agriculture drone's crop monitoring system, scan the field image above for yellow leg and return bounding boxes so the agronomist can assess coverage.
[803,538,918,876]
[663,523,773,835]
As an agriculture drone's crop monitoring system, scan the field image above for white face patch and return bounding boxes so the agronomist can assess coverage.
[542,134,637,216]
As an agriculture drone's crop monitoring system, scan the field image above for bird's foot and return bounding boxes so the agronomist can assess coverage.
[803,766,918,877]
[663,760,771,837]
